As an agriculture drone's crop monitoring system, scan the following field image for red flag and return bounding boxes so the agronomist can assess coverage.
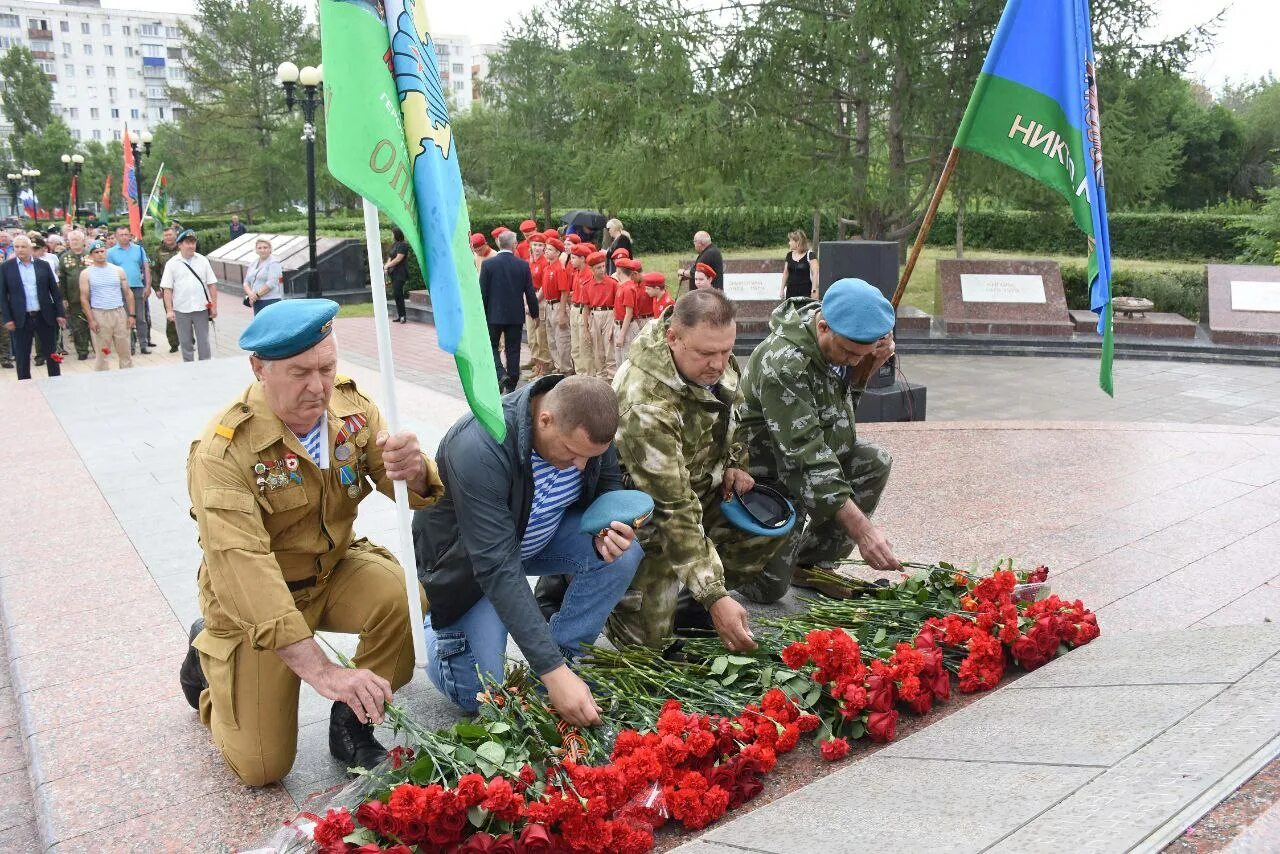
[66,175,77,225]
[100,173,112,211]
[122,126,142,238]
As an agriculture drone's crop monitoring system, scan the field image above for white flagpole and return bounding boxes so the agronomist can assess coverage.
[360,197,428,668]
[143,163,164,226]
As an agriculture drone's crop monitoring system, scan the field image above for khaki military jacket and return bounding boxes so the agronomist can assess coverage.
[187,376,444,652]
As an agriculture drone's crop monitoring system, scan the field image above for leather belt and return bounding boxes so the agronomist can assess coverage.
[546,298,560,304]
[593,307,612,312]
[286,576,317,592]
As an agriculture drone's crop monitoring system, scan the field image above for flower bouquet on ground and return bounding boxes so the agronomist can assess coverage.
[255,560,1099,853]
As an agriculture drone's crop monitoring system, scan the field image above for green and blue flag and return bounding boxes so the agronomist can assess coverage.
[319,0,504,439]
[955,0,1114,394]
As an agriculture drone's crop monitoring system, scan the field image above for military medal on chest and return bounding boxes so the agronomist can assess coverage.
[254,451,303,494]
[334,414,370,498]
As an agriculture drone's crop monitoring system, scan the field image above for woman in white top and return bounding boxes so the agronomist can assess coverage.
[242,238,284,315]
[160,229,219,362]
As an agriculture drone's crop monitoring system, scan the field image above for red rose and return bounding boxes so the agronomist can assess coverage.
[710,764,736,791]
[929,668,951,701]
[866,710,898,743]
[1011,635,1051,671]
[734,778,764,804]
[819,737,850,761]
[492,834,518,854]
[459,832,497,853]
[906,692,933,715]
[866,672,895,713]
[518,823,555,853]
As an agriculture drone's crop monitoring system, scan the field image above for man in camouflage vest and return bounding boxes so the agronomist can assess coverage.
[736,279,901,604]
[59,230,92,360]
[152,226,181,353]
[605,290,785,651]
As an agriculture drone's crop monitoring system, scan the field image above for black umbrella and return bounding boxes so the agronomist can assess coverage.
[560,209,608,231]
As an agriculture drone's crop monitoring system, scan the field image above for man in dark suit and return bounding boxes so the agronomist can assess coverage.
[1,234,66,380]
[480,230,539,393]
[677,230,725,293]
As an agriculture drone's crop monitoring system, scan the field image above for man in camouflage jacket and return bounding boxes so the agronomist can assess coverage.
[736,294,900,604]
[607,290,784,651]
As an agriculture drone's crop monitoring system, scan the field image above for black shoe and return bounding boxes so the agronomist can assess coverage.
[169,345,178,353]
[77,353,89,361]
[179,618,206,710]
[139,346,151,354]
[673,589,717,638]
[329,701,388,773]
[534,574,570,622]
[34,356,44,366]
[1,360,12,369]
[147,339,156,347]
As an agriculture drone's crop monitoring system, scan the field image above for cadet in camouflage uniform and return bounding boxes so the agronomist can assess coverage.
[152,226,181,353]
[736,281,901,604]
[607,290,785,651]
[59,230,92,360]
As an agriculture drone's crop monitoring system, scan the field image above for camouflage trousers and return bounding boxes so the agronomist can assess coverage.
[605,490,787,650]
[0,325,9,362]
[64,301,92,357]
[738,440,893,604]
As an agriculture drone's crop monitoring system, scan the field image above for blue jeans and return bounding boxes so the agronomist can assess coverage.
[423,509,643,712]
[252,298,280,315]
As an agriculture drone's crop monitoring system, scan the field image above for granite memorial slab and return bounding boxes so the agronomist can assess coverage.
[1204,264,1280,346]
[939,258,1073,336]
[1068,308,1197,339]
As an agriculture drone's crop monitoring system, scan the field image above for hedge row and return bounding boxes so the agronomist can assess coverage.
[1061,263,1205,321]
[926,210,1256,262]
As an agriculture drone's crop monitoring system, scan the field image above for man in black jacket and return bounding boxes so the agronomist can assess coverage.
[0,234,66,379]
[480,230,539,393]
[412,375,642,726]
[677,231,725,294]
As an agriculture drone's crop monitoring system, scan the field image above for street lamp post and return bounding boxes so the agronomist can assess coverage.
[277,60,324,298]
[5,171,20,217]
[61,153,84,222]
[129,131,153,228]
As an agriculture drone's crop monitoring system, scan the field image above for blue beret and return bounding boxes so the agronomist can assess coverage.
[721,482,796,538]
[579,489,655,536]
[822,278,895,343]
[176,228,198,243]
[239,298,339,360]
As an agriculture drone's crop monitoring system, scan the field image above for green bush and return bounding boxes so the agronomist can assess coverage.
[1060,263,1205,321]
[926,209,1257,262]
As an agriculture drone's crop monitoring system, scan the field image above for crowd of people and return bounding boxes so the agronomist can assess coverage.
[0,221,280,377]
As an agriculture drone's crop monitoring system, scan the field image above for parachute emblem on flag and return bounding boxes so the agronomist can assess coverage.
[389,5,453,160]
[1083,60,1104,186]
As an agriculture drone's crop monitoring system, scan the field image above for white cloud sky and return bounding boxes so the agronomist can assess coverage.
[106,0,1277,90]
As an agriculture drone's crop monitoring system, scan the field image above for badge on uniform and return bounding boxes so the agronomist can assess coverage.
[334,415,370,497]
[254,455,302,494]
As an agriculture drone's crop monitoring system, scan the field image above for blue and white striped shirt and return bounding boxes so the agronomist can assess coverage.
[520,450,582,559]
[296,418,328,469]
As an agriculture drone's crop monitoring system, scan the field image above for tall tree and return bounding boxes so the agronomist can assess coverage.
[165,0,319,215]
[0,46,54,140]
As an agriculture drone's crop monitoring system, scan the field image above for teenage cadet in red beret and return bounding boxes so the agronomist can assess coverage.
[516,220,538,261]
[567,244,594,376]
[524,232,551,376]
[585,250,617,379]
[693,262,717,290]
[472,233,495,273]
[613,258,643,367]
[490,226,509,240]
[644,272,674,319]
[541,238,572,373]
[565,233,582,246]
[541,228,560,243]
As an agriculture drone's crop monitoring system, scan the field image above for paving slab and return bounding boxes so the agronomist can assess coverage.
[674,757,1101,853]
[682,625,1280,854]
[1009,624,1280,688]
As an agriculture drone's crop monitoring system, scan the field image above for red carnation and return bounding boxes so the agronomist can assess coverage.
[780,641,810,669]
[455,773,488,807]
[796,713,820,732]
[311,808,355,847]
[866,710,898,743]
[819,737,850,761]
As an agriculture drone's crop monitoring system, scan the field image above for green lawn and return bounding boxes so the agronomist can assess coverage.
[346,245,1206,318]
[637,245,1205,314]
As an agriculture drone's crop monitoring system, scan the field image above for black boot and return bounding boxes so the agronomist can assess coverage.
[179,618,206,710]
[329,701,387,772]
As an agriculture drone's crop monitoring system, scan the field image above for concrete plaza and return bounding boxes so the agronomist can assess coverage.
[3,300,1280,851]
